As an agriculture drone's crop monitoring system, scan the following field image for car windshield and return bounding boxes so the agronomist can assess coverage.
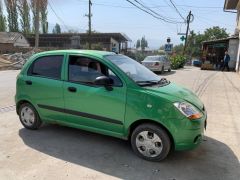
[105,54,168,86]
[144,56,161,61]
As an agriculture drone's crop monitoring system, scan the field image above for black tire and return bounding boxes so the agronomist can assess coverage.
[18,103,42,130]
[161,66,164,74]
[168,68,171,72]
[131,123,171,161]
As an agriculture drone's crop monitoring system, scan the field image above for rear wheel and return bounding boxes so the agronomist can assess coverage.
[160,66,164,74]
[131,123,171,161]
[19,103,42,130]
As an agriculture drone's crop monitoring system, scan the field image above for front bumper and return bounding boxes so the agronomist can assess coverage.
[174,113,207,151]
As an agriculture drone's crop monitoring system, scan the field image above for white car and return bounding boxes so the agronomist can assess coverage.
[142,55,171,74]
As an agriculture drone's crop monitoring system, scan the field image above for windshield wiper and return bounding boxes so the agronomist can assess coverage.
[158,78,170,85]
[136,80,159,86]
[136,78,170,87]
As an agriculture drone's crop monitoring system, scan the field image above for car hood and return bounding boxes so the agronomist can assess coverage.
[145,82,204,110]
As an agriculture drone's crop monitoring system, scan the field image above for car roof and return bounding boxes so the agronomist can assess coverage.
[35,49,116,58]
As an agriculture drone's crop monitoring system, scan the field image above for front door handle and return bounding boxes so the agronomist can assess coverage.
[68,87,77,92]
[25,80,32,85]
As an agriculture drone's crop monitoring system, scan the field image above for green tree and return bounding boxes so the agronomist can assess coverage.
[0,1,7,31]
[52,23,61,34]
[203,26,229,40]
[136,39,140,48]
[17,0,31,34]
[181,26,229,58]
[40,0,48,33]
[173,43,184,54]
[141,36,148,51]
[30,0,36,33]
[5,0,19,32]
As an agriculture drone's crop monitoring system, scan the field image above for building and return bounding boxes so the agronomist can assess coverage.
[202,36,238,69]
[26,33,130,53]
[224,0,240,72]
[0,32,30,53]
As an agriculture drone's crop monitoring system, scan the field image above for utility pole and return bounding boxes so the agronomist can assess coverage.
[88,0,92,49]
[35,0,40,49]
[183,11,193,55]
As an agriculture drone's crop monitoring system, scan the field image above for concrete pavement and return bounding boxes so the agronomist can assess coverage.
[0,67,240,180]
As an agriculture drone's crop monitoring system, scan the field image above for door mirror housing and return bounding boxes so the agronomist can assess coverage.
[94,76,113,87]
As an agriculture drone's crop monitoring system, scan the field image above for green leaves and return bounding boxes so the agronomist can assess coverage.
[17,0,31,34]
[5,0,19,32]
[52,23,61,34]
[0,1,6,31]
[170,55,186,69]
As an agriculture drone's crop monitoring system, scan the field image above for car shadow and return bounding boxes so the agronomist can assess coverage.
[19,125,240,180]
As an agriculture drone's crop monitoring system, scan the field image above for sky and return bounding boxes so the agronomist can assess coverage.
[2,0,238,49]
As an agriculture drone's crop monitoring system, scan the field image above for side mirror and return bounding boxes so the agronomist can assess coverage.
[94,76,113,88]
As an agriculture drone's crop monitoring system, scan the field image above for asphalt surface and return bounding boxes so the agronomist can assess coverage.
[0,67,240,180]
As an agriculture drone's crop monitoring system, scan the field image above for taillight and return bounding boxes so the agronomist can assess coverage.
[155,62,160,66]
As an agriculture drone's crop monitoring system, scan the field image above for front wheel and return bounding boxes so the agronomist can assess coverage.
[131,123,171,161]
[19,103,42,130]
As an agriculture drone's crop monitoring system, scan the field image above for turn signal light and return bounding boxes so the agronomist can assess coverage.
[188,113,202,120]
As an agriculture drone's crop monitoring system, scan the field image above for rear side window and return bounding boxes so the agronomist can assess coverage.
[28,55,63,80]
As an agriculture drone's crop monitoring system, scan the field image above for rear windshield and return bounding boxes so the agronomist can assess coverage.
[144,56,162,61]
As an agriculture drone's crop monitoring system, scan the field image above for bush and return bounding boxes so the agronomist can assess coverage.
[170,55,187,69]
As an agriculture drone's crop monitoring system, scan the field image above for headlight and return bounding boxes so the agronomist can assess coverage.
[173,102,202,120]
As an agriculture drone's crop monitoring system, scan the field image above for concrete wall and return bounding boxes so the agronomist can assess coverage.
[14,35,30,47]
[110,38,119,53]
[228,38,239,69]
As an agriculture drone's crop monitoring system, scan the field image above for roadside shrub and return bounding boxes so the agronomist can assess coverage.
[170,55,187,69]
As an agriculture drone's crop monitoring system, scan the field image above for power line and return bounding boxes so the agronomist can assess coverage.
[48,0,70,31]
[169,0,186,21]
[132,0,182,23]
[75,0,223,10]
[125,0,184,24]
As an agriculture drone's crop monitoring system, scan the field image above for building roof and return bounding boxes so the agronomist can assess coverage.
[224,0,239,10]
[202,36,238,44]
[0,32,25,44]
[26,32,131,42]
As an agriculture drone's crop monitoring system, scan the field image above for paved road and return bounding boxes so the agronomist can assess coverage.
[0,67,240,180]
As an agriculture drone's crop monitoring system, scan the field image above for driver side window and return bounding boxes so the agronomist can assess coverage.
[68,55,122,86]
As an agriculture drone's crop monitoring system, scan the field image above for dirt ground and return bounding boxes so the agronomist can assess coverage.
[0,67,239,180]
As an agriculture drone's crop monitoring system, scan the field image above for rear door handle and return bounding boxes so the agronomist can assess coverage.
[25,80,32,85]
[68,87,77,92]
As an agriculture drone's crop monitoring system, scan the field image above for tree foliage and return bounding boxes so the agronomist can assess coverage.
[136,36,148,51]
[174,26,229,58]
[17,0,31,34]
[52,23,61,34]
[30,0,36,33]
[40,0,48,33]
[136,39,140,48]
[141,36,148,51]
[0,1,7,31]
[203,26,229,40]
[5,0,19,32]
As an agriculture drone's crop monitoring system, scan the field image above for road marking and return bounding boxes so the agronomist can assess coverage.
[0,105,16,113]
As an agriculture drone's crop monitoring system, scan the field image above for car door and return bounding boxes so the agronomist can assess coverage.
[63,55,126,136]
[25,54,66,122]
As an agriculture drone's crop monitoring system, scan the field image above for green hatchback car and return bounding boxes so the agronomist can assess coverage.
[15,50,207,161]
